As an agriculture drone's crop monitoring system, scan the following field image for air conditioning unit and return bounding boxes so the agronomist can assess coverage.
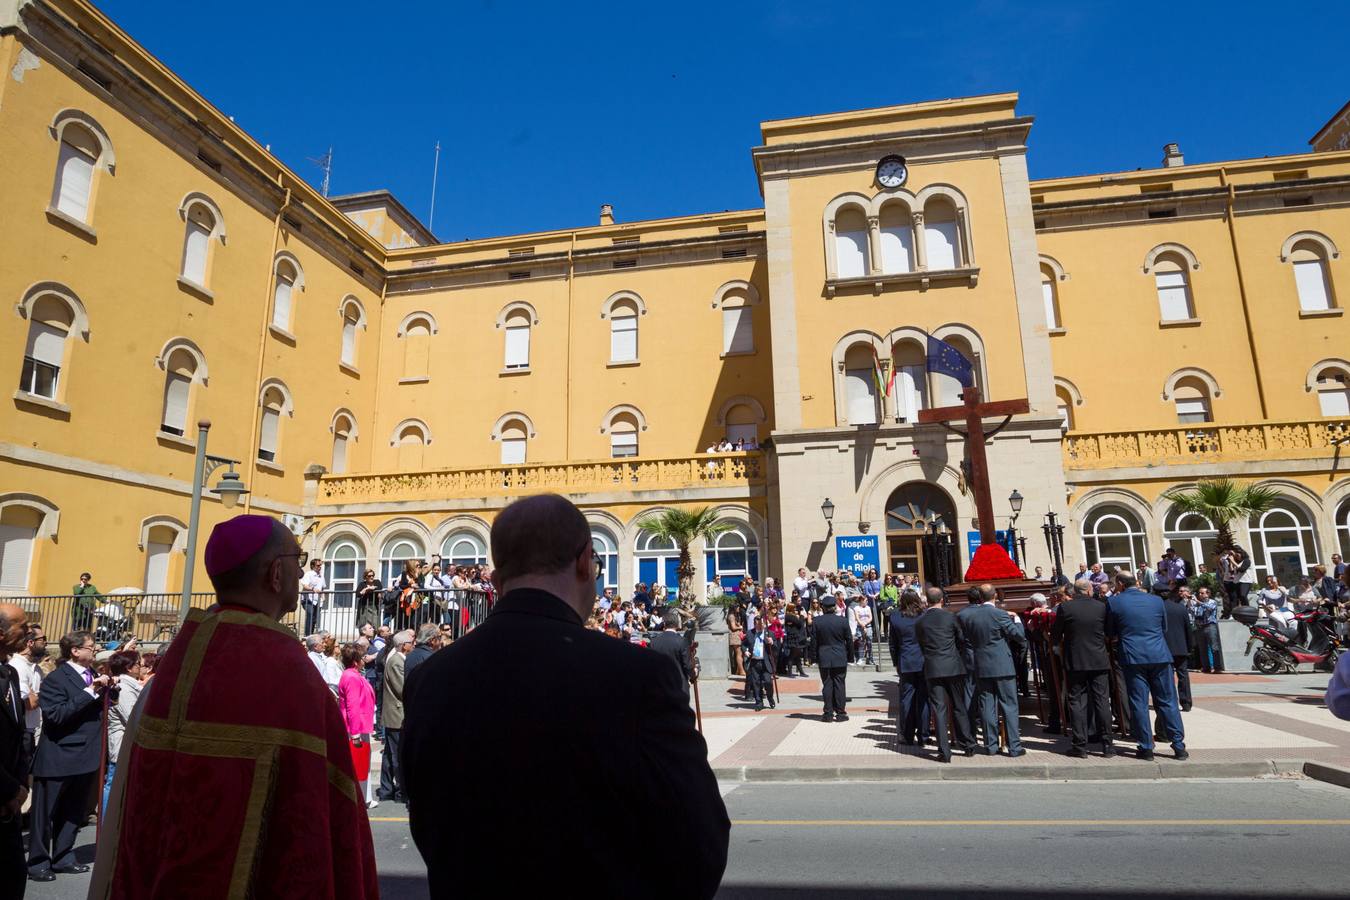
[281,514,306,535]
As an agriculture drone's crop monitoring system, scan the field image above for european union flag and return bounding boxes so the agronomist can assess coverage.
[926,334,974,389]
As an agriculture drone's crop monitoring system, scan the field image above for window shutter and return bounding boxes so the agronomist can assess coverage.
[26,322,66,367]
[835,229,868,278]
[722,307,753,354]
[404,323,430,377]
[1041,281,1059,329]
[259,407,280,458]
[54,141,94,221]
[845,368,878,425]
[341,318,357,364]
[898,364,926,423]
[1294,259,1331,312]
[1155,271,1191,320]
[925,220,959,269]
[162,373,191,432]
[1319,385,1350,417]
[610,431,638,458]
[272,277,293,328]
[726,422,757,444]
[144,541,172,593]
[182,220,211,285]
[331,432,348,473]
[610,315,638,361]
[500,437,526,465]
[0,523,35,591]
[879,219,913,274]
[1174,397,1210,424]
[504,325,530,368]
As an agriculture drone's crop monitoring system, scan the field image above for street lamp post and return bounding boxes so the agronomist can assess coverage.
[180,420,250,621]
[1007,489,1024,568]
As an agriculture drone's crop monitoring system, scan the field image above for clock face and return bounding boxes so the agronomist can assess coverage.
[877,155,907,189]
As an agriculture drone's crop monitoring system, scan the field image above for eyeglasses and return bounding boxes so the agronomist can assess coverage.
[578,540,603,580]
[278,551,309,568]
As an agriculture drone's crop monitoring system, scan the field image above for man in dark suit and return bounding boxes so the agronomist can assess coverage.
[742,617,777,710]
[887,590,928,745]
[1106,573,1187,761]
[0,604,31,899]
[810,595,852,722]
[1154,588,1195,739]
[649,612,693,701]
[402,495,728,899]
[958,584,1028,757]
[1051,583,1117,758]
[914,588,977,762]
[27,630,110,882]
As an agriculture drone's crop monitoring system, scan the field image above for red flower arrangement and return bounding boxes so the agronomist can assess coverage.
[964,543,1023,581]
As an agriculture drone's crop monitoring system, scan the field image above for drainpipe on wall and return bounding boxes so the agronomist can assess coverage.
[243,180,292,513]
[565,230,576,460]
[1219,167,1269,419]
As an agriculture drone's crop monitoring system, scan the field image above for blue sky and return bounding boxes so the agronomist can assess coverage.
[101,1,1350,242]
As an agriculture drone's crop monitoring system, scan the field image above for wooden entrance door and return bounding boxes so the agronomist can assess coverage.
[888,534,926,582]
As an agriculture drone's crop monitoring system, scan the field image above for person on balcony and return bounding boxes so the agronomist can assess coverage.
[70,573,100,634]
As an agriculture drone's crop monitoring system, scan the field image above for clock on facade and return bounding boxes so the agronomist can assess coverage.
[876,155,907,189]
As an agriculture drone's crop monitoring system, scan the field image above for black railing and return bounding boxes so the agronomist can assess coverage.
[5,588,494,645]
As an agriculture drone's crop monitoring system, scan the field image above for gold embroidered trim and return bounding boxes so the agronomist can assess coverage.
[227,745,277,900]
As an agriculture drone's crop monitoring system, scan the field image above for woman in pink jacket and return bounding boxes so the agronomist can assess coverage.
[338,642,379,808]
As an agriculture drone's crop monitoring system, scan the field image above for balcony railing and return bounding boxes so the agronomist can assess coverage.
[318,452,765,504]
[1063,418,1350,469]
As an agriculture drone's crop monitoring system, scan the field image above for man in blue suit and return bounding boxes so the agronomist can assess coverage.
[958,584,1028,757]
[1106,572,1187,761]
[887,590,928,746]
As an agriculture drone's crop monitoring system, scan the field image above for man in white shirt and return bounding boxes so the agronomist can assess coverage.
[793,568,811,599]
[300,558,326,636]
[305,633,340,695]
[9,626,44,765]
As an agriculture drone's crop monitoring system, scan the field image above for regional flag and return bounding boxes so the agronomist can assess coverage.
[925,334,974,388]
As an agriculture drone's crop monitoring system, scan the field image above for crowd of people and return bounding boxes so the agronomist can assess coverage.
[300,556,496,636]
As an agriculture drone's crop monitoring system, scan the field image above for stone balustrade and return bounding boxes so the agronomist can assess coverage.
[317,452,765,504]
[1063,418,1350,469]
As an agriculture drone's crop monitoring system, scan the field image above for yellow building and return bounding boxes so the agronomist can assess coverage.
[1,0,1348,618]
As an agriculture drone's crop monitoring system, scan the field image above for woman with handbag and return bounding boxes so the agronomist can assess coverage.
[338,643,379,809]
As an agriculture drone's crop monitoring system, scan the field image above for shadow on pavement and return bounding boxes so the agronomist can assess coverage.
[716,887,1306,899]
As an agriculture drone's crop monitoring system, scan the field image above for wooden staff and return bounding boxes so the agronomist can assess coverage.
[689,639,703,734]
[1029,633,1047,723]
[1106,642,1130,739]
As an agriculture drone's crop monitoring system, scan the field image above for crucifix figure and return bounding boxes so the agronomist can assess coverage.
[918,385,1030,558]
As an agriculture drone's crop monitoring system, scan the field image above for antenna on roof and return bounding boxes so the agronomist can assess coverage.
[428,141,442,232]
[307,146,333,197]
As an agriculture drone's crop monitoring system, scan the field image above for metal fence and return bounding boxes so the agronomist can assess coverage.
[6,588,494,646]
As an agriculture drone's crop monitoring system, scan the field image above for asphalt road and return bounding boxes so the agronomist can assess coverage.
[26,778,1350,899]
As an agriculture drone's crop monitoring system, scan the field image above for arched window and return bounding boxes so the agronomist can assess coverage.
[1249,498,1317,585]
[18,295,74,402]
[591,527,619,596]
[379,534,425,588]
[257,381,291,464]
[1289,240,1335,312]
[51,122,100,224]
[499,418,529,465]
[1041,264,1062,330]
[1080,505,1148,574]
[1163,508,1218,577]
[609,299,639,363]
[331,412,355,474]
[503,308,532,370]
[395,421,429,470]
[0,503,44,592]
[723,404,759,447]
[180,199,222,289]
[271,256,302,331]
[441,531,487,567]
[142,522,183,594]
[719,288,755,355]
[159,346,204,436]
[923,197,960,270]
[1152,253,1195,321]
[608,411,640,458]
[635,530,680,598]
[1314,366,1350,417]
[704,524,759,592]
[1171,376,1213,424]
[340,298,365,367]
[323,539,362,604]
[401,314,434,379]
[834,207,870,278]
[878,202,914,275]
[1055,385,1075,431]
[843,344,880,426]
[892,339,928,424]
[933,334,980,407]
[1336,497,1350,559]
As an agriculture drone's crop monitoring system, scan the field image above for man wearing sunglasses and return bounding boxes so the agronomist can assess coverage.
[402,493,729,898]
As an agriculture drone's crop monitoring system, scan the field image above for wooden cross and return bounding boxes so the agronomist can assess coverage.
[917,387,1030,547]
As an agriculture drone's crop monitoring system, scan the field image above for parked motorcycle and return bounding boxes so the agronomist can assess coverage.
[1235,605,1342,674]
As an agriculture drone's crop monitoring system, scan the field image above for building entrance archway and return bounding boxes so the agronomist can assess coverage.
[885,482,958,585]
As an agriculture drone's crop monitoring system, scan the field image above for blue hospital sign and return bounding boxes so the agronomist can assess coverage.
[835,535,881,577]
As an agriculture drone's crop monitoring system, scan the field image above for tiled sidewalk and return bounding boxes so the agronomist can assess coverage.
[696,668,1350,779]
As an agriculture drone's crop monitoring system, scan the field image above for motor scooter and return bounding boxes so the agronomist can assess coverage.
[1235,605,1341,674]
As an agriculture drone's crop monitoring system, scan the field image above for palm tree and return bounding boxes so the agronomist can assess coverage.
[1163,478,1281,555]
[634,507,734,606]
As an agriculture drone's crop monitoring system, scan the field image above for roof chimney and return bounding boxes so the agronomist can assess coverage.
[1162,143,1185,168]
[599,203,614,226]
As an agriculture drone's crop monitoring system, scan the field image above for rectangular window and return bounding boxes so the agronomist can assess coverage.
[1319,388,1350,417]
[1155,271,1191,320]
[722,307,753,354]
[726,423,757,445]
[182,220,210,285]
[1294,260,1331,312]
[1175,398,1211,424]
[610,316,637,361]
[508,270,531,280]
[161,373,191,435]
[721,248,748,259]
[21,323,64,399]
[897,364,927,423]
[880,222,914,274]
[925,220,959,269]
[612,258,637,269]
[144,541,172,593]
[341,317,358,365]
[0,523,35,591]
[272,278,293,328]
[259,408,280,461]
[1041,281,1060,329]
[504,325,530,368]
[610,432,638,458]
[53,142,94,221]
[500,437,526,465]
[845,369,879,425]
